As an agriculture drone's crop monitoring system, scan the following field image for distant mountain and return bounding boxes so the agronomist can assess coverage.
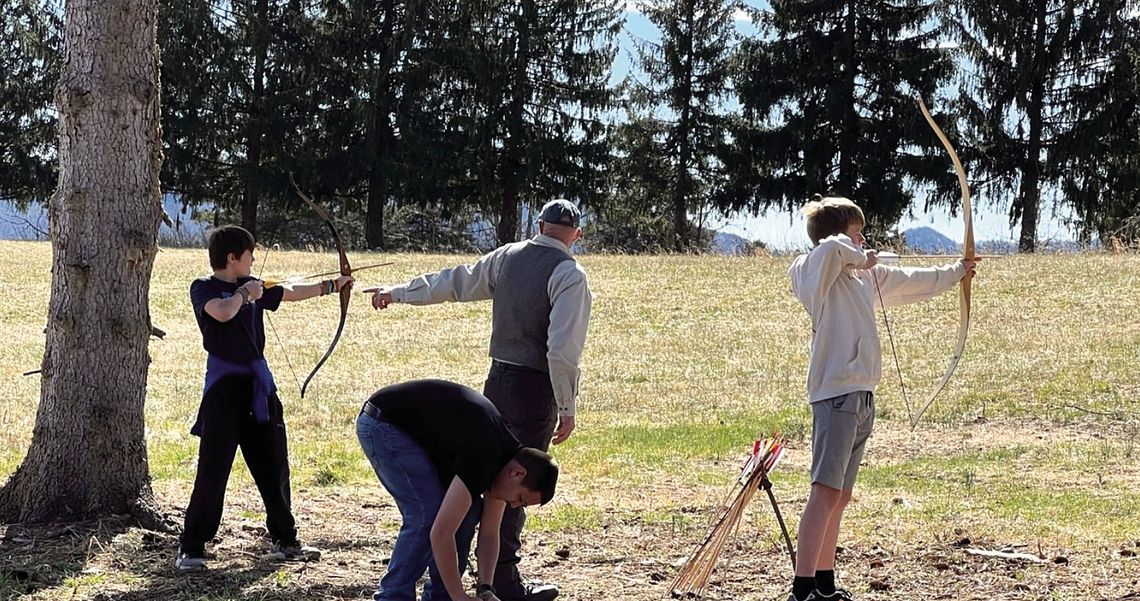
[901,226,957,253]
[712,230,751,254]
[2,200,1091,254]
[901,226,1089,254]
[0,203,49,240]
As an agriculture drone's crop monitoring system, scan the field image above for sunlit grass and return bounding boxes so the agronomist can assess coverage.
[1,241,1138,557]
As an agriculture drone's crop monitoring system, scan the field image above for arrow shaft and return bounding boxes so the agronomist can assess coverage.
[263,262,394,289]
[894,254,1000,259]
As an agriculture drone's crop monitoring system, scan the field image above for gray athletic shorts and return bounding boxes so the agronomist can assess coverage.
[810,391,875,490]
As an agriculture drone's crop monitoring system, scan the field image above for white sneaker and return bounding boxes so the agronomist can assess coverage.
[815,589,855,600]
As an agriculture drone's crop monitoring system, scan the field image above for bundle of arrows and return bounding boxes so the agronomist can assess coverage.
[669,434,792,599]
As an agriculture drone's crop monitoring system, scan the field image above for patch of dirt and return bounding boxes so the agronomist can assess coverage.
[870,418,1107,464]
[1,419,1137,600]
[0,481,1136,600]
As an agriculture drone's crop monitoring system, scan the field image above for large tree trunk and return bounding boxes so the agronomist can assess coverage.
[0,0,164,524]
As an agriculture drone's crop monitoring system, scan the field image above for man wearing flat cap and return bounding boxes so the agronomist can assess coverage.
[366,199,592,601]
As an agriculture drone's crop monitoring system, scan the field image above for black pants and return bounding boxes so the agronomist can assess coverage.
[483,361,558,595]
[180,376,297,552]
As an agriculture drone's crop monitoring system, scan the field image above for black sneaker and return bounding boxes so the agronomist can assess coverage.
[787,592,822,601]
[814,588,854,600]
[174,547,207,570]
[497,582,558,601]
[265,541,321,562]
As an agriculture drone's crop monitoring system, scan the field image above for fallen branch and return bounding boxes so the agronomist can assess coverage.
[964,548,1046,563]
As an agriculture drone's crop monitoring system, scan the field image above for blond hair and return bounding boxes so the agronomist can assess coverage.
[803,194,865,246]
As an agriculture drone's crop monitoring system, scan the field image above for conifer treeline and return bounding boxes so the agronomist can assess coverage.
[2,0,1137,251]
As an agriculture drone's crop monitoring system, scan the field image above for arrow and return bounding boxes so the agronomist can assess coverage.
[263,262,393,289]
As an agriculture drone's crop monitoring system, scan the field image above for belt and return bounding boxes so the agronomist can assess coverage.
[361,401,388,422]
[491,360,545,374]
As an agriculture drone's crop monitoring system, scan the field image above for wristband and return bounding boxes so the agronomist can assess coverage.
[323,279,335,296]
[475,584,495,600]
[237,287,250,304]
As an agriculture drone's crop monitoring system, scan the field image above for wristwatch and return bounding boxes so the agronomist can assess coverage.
[475,584,496,600]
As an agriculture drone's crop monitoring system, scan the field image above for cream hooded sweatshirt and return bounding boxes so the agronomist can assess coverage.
[788,234,966,403]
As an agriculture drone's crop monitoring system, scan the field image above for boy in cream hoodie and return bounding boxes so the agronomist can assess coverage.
[785,195,979,601]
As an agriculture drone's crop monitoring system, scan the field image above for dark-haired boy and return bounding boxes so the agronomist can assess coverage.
[176,225,353,570]
[356,379,560,601]
[785,196,979,601]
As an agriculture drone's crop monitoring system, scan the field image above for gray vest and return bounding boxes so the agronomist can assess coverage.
[489,240,575,372]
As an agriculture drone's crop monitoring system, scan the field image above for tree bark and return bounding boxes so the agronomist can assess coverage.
[0,0,164,524]
[364,81,391,250]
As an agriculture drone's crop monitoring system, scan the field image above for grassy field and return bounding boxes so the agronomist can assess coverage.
[0,240,1138,600]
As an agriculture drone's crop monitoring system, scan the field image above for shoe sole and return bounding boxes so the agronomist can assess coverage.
[175,563,207,571]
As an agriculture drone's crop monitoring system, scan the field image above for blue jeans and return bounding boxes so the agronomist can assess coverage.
[356,412,480,601]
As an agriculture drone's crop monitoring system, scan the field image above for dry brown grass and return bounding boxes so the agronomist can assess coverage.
[0,241,1138,600]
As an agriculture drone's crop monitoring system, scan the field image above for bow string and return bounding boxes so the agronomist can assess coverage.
[880,98,975,430]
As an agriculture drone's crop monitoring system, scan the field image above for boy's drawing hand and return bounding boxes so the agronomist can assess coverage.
[961,257,982,277]
[239,280,264,302]
[861,249,879,270]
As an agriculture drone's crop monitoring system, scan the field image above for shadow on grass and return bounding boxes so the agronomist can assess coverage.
[0,515,381,601]
[98,573,374,601]
[0,516,135,600]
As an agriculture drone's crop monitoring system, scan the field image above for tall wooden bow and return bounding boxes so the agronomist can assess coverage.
[288,174,353,398]
[907,98,975,429]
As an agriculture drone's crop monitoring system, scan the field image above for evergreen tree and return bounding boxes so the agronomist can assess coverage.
[610,0,737,251]
[160,0,323,239]
[446,0,623,244]
[950,0,1125,251]
[159,0,243,216]
[1052,4,1139,245]
[0,0,165,526]
[727,0,955,238]
[0,0,62,205]
[312,0,467,250]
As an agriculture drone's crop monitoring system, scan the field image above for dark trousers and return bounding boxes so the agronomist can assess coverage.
[483,361,558,594]
[180,376,297,552]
